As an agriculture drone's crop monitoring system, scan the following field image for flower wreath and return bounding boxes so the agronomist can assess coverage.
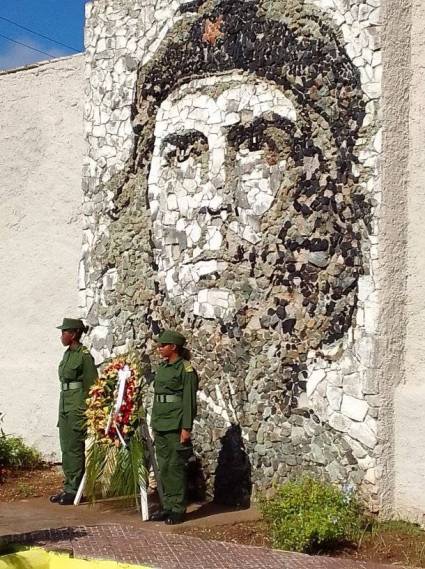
[85,353,147,500]
[86,354,142,445]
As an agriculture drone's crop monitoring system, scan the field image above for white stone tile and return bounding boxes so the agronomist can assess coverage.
[327,386,343,411]
[307,368,326,397]
[349,421,377,449]
[329,412,353,433]
[341,394,368,421]
[343,373,363,398]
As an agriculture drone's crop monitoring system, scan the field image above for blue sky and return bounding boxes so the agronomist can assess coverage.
[0,0,86,71]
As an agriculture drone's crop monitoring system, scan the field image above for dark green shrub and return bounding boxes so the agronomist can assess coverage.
[260,477,363,553]
[0,413,42,469]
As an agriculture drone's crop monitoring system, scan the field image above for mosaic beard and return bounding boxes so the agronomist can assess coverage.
[154,230,358,355]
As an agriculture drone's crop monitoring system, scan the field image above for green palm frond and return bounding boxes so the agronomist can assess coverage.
[109,445,133,497]
[85,438,107,499]
[85,433,147,502]
[101,444,119,491]
[130,432,148,500]
[108,434,147,500]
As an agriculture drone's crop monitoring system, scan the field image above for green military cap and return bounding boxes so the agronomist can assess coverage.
[57,317,87,332]
[155,329,186,346]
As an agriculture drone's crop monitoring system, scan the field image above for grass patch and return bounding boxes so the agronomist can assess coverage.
[352,518,425,567]
[15,481,36,497]
[369,519,424,536]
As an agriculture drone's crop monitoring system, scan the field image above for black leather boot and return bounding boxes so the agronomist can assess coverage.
[149,510,170,522]
[49,491,65,503]
[58,492,76,505]
[164,512,184,525]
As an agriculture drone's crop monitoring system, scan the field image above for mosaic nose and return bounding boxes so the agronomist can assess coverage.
[202,144,228,203]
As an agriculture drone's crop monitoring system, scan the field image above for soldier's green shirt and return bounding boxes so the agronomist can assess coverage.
[151,358,198,432]
[58,344,98,414]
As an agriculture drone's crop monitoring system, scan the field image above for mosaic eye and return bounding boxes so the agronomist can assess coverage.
[231,129,268,153]
[228,115,294,157]
[164,145,193,164]
[162,130,208,166]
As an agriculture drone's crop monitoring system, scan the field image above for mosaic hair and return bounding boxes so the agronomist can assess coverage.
[132,0,365,174]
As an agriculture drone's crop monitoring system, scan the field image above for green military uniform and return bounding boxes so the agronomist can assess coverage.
[57,319,98,495]
[151,331,198,515]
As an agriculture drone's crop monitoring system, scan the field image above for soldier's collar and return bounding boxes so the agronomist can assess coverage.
[165,356,182,366]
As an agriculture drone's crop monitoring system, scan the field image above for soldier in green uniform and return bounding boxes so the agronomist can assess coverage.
[149,330,198,525]
[50,318,98,505]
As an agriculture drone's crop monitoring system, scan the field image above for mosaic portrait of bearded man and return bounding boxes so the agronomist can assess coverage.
[89,0,371,493]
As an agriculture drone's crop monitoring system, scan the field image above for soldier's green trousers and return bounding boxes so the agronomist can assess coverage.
[154,431,192,514]
[58,411,85,495]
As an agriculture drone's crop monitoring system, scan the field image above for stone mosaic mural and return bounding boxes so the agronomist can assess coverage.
[82,0,382,506]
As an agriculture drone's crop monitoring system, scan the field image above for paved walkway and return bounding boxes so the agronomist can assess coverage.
[0,524,402,569]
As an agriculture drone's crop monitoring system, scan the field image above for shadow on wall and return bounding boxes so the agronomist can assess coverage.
[187,453,207,502]
[213,424,252,508]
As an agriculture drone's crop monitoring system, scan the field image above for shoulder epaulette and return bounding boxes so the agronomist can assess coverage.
[81,347,90,355]
[183,360,193,372]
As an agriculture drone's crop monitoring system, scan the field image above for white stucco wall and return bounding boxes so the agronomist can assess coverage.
[376,0,411,517]
[394,0,425,524]
[0,54,85,460]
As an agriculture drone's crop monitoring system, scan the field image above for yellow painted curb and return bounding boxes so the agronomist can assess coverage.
[0,549,151,569]
[0,548,49,569]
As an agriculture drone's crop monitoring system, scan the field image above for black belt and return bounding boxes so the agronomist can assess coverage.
[155,394,182,403]
[62,381,83,391]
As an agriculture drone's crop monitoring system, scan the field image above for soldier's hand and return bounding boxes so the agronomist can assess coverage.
[180,429,191,445]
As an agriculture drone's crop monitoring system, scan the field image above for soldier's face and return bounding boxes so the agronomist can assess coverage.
[61,329,76,347]
[147,75,298,322]
[158,343,177,361]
